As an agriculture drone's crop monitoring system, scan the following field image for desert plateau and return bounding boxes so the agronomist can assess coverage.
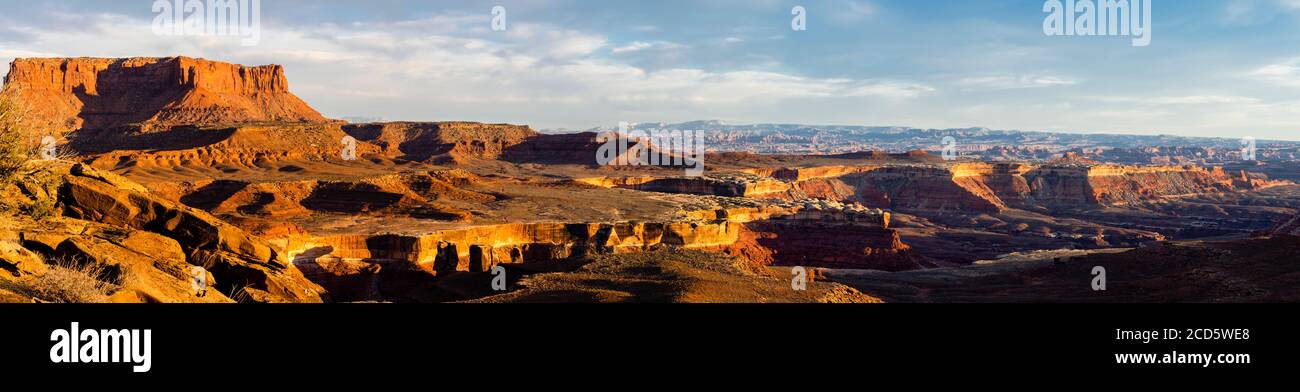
[0,56,1296,304]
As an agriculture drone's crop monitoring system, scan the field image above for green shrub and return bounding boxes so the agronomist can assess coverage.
[0,92,30,184]
[21,197,55,221]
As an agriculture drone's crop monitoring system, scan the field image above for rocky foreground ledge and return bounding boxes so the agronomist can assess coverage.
[0,161,325,303]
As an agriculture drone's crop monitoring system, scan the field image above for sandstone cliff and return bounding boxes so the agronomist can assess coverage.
[1,57,331,132]
[283,205,913,301]
[754,162,1287,213]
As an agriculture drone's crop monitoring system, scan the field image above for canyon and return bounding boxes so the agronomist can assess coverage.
[3,57,1298,303]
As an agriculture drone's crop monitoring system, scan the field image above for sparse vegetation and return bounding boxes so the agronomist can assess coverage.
[20,197,56,221]
[225,281,257,303]
[0,90,30,184]
[9,164,62,221]
[4,258,123,303]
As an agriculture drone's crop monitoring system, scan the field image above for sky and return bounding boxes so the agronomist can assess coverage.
[1,0,1299,140]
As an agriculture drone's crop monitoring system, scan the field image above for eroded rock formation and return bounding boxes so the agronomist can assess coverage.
[743,162,1286,213]
[1,57,331,132]
[284,204,912,301]
[0,161,325,303]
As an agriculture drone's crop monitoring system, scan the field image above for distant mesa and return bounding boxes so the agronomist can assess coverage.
[1050,151,1099,165]
[0,56,334,132]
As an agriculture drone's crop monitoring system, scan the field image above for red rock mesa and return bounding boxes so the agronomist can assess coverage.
[1,56,331,132]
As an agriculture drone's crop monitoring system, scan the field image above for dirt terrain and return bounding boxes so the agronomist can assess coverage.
[3,57,1299,303]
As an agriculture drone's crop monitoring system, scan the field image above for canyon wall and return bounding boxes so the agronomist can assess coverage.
[303,221,746,275]
[1,57,331,131]
[760,163,1284,212]
[733,221,918,271]
[289,209,914,299]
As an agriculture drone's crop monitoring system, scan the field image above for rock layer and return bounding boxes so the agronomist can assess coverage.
[765,163,1285,213]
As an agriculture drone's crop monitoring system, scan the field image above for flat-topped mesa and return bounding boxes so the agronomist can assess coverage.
[342,121,539,163]
[1,57,332,132]
[574,173,790,198]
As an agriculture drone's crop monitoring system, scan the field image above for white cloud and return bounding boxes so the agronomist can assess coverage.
[827,1,878,25]
[0,10,931,129]
[611,40,684,54]
[1248,58,1300,86]
[848,1,877,16]
[1087,95,1261,105]
[956,75,1078,90]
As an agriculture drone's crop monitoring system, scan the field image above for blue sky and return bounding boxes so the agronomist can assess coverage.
[2,0,1300,140]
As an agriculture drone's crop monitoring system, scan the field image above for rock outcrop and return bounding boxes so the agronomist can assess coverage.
[152,170,488,221]
[285,202,914,301]
[575,174,789,197]
[302,220,746,275]
[1,57,331,132]
[0,161,326,302]
[343,122,538,163]
[733,221,918,271]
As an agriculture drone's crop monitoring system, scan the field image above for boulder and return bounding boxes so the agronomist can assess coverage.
[0,240,46,278]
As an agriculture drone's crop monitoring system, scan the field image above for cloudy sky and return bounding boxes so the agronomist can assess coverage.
[2,0,1299,140]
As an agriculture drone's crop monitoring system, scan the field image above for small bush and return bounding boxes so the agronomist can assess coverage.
[6,258,123,303]
[21,197,56,221]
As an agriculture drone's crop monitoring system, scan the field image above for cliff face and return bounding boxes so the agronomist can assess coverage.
[761,163,1287,213]
[287,209,915,301]
[1,57,331,131]
[734,221,919,271]
[304,221,747,275]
